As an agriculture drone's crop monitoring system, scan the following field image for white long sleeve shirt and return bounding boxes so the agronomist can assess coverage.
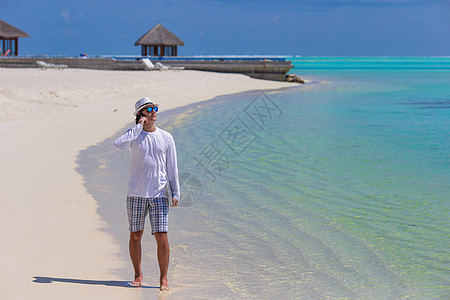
[114,124,180,200]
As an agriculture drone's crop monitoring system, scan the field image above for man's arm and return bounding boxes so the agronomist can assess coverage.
[166,134,180,206]
[114,123,144,151]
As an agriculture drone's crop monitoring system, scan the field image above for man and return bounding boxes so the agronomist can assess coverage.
[114,97,180,291]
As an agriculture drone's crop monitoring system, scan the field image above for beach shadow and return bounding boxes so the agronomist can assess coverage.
[33,276,159,289]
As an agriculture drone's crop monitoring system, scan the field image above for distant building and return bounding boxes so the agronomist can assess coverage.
[135,23,184,57]
[0,20,29,56]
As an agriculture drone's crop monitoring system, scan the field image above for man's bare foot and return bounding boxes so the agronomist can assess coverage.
[160,277,169,291]
[130,277,143,287]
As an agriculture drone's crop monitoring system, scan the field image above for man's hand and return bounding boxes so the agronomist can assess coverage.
[138,116,148,126]
[171,198,179,207]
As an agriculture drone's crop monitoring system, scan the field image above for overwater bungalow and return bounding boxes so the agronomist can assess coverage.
[135,23,184,57]
[0,19,29,56]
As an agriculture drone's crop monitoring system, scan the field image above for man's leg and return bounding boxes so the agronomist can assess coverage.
[154,232,170,291]
[129,230,144,286]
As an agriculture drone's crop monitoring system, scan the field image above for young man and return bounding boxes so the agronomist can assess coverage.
[114,97,180,291]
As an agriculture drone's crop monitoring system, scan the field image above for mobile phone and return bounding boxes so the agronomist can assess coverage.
[135,113,144,124]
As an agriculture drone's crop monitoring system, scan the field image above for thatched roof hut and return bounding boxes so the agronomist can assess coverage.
[0,19,29,56]
[135,23,184,57]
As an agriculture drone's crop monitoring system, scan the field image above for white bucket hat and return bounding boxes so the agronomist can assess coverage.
[134,97,159,115]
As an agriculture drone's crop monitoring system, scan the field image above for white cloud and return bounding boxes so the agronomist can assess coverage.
[61,10,71,22]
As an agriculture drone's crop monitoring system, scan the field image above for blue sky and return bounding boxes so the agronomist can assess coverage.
[1,0,449,56]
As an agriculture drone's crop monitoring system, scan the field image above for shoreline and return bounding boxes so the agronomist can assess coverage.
[0,68,294,299]
[76,88,302,297]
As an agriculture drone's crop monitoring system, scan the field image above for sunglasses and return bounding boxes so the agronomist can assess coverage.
[144,106,158,112]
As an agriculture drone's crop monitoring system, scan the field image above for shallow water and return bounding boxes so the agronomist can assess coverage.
[78,57,449,299]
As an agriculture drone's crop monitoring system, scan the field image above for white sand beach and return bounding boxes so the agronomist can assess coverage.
[0,68,293,299]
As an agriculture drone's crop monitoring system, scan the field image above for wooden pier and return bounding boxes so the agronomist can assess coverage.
[0,56,293,81]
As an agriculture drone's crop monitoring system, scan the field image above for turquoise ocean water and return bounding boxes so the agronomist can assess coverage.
[162,57,449,299]
[78,57,449,299]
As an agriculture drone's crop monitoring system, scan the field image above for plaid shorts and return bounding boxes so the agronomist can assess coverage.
[126,196,169,234]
